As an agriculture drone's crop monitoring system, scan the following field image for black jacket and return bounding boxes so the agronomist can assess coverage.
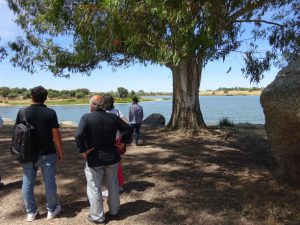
[75,110,132,167]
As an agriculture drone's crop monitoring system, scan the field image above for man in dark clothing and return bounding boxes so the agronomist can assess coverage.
[75,95,132,224]
[15,86,63,222]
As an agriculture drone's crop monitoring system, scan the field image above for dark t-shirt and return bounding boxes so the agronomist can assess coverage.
[75,110,133,167]
[16,103,59,155]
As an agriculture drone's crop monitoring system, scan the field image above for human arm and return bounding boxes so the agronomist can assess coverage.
[74,115,94,158]
[117,118,133,144]
[52,128,63,163]
[50,111,63,163]
[141,106,144,122]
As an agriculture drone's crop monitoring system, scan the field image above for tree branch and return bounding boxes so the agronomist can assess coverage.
[234,19,283,27]
[229,0,269,21]
[216,49,269,55]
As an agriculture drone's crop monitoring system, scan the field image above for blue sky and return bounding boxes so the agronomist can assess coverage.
[0,0,278,92]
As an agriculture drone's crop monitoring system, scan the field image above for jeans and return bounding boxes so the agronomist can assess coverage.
[85,162,119,222]
[22,153,58,214]
[130,123,142,145]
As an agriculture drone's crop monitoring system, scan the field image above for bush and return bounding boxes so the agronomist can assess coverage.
[117,87,128,98]
[219,118,234,127]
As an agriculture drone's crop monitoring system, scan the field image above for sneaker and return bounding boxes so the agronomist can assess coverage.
[47,205,61,220]
[102,190,108,198]
[87,215,105,224]
[27,209,39,222]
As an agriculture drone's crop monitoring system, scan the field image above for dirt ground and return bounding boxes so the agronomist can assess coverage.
[0,124,300,225]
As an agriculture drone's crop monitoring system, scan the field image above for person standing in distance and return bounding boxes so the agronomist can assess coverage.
[128,96,144,146]
[15,86,63,222]
[75,95,132,224]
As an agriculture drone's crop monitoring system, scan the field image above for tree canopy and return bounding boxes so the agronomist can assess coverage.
[5,0,299,80]
[2,0,299,129]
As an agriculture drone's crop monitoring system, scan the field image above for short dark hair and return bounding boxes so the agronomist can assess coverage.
[31,86,48,103]
[103,94,114,111]
[132,96,138,104]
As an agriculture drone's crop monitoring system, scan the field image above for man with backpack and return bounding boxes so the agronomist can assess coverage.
[13,86,63,222]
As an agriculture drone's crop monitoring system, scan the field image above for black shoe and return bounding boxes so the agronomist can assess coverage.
[106,212,120,221]
[87,215,105,224]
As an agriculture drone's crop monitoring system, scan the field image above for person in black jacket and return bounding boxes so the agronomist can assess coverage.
[75,95,132,224]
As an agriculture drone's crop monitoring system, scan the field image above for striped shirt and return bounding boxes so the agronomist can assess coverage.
[129,104,143,124]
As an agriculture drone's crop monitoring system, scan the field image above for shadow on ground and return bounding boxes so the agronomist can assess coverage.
[1,125,300,225]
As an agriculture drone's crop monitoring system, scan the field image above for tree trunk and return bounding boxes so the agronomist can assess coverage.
[168,57,206,130]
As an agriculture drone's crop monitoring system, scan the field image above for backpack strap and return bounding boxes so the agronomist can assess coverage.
[20,108,28,124]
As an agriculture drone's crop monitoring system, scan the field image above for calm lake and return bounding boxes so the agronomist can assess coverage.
[0,96,264,125]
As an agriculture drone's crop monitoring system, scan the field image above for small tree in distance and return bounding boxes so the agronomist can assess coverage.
[117,87,129,98]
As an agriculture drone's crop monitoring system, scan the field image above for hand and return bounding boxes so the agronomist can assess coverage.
[82,147,94,158]
[115,142,125,151]
[57,152,63,164]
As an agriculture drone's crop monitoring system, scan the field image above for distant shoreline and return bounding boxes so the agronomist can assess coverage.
[0,92,261,107]
[0,97,166,107]
[200,90,262,96]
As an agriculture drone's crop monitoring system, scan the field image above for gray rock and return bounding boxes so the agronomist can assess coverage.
[260,58,300,186]
[143,113,165,126]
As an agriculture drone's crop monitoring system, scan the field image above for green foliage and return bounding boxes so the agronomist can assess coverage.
[129,90,136,98]
[4,0,299,82]
[137,90,145,96]
[219,118,235,127]
[22,91,31,99]
[0,87,10,98]
[117,87,128,98]
[48,89,60,98]
[7,92,18,99]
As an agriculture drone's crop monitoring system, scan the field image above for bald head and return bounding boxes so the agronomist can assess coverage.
[90,95,104,111]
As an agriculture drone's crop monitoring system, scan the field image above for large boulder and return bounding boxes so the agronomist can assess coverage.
[260,58,300,186]
[143,113,165,126]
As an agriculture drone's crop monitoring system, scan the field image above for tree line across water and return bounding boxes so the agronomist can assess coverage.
[216,87,263,92]
[0,86,264,100]
[0,86,172,104]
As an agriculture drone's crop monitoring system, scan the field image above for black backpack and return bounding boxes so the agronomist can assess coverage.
[11,109,36,163]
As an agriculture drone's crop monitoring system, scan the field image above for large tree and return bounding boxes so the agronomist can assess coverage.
[4,0,300,130]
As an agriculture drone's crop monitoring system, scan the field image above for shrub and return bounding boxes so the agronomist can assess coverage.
[219,118,234,127]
